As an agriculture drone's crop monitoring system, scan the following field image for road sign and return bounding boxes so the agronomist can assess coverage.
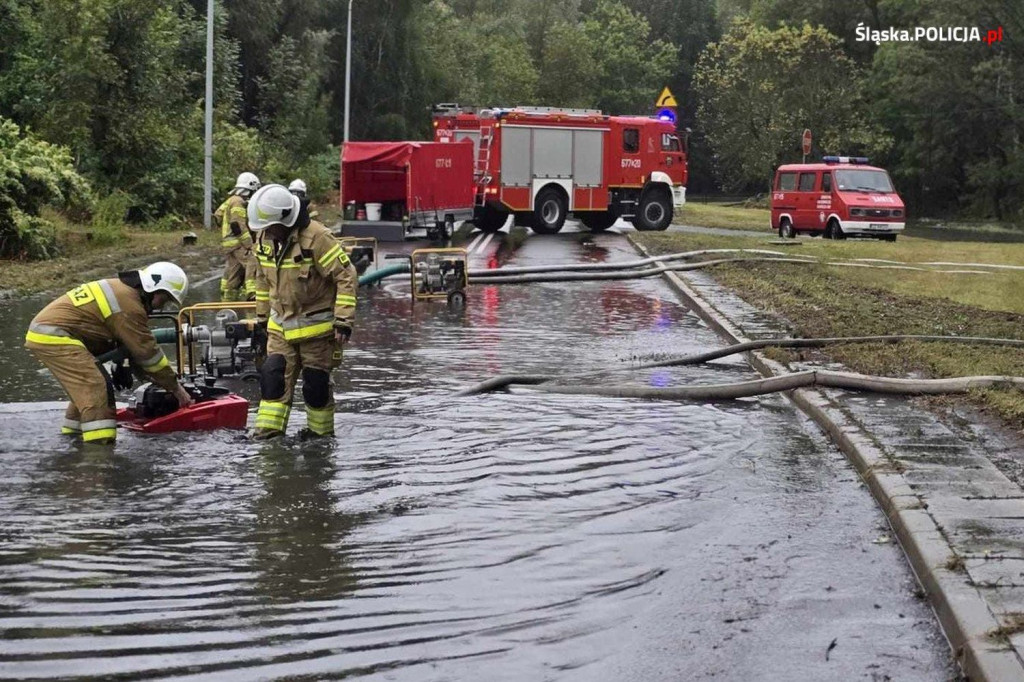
[801,129,812,159]
[657,87,678,108]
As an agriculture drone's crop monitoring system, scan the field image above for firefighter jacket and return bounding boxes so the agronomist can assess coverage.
[253,220,357,342]
[25,278,179,392]
[215,193,252,252]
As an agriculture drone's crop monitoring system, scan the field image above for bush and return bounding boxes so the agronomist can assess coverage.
[0,116,92,259]
[88,191,130,245]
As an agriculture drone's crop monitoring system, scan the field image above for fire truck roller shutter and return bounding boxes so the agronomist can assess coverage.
[632,175,674,231]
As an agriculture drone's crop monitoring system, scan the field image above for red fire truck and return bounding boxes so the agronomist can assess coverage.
[432,104,688,234]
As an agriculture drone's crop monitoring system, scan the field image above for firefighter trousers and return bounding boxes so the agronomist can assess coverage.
[26,342,116,443]
[221,247,256,301]
[254,332,341,437]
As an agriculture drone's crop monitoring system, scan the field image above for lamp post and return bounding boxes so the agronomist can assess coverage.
[203,0,214,229]
[343,0,353,143]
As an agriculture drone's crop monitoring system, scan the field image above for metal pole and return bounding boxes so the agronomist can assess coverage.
[343,0,353,143]
[203,0,214,229]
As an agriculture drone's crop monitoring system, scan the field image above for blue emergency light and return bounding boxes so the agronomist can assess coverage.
[822,155,869,164]
[656,108,677,123]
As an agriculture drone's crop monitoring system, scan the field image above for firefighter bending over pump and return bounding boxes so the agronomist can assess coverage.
[24,263,195,444]
[215,172,261,301]
[248,184,358,439]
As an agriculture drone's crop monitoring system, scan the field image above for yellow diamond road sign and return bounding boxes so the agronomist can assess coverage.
[657,87,678,107]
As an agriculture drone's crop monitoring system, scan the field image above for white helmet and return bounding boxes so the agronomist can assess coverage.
[235,172,261,193]
[247,184,300,232]
[288,179,307,196]
[139,262,189,305]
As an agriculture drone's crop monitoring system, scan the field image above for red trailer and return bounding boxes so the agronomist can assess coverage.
[339,141,475,240]
[433,104,688,234]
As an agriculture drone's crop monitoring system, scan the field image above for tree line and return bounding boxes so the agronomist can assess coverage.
[0,0,1019,258]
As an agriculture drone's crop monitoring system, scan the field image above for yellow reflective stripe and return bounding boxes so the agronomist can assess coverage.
[142,355,170,373]
[259,403,289,416]
[282,322,334,341]
[82,428,117,442]
[255,401,290,431]
[222,237,242,247]
[305,407,335,435]
[61,427,79,435]
[335,294,357,306]
[86,282,113,318]
[319,244,343,267]
[25,331,86,347]
[230,207,247,218]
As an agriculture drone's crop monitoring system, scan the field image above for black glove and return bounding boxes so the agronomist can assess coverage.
[110,362,135,391]
[334,321,352,342]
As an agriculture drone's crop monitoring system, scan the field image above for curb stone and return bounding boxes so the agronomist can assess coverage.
[628,234,1024,681]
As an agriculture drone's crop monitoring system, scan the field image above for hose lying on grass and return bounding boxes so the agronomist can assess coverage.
[534,371,1024,401]
[455,335,1024,396]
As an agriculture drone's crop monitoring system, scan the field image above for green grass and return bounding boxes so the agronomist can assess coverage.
[634,230,1024,430]
[675,203,771,231]
[0,222,220,296]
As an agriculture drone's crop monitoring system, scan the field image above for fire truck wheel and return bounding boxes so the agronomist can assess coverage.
[779,217,796,239]
[531,187,567,234]
[633,189,673,231]
[579,212,617,232]
[474,206,509,234]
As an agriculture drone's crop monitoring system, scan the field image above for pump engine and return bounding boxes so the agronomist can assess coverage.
[181,309,266,378]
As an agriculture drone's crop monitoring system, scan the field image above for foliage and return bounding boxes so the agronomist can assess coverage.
[693,19,885,191]
[0,117,91,259]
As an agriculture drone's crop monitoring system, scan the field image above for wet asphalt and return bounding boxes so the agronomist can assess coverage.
[0,223,955,680]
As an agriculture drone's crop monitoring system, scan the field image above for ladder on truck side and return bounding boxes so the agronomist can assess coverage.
[474,125,494,208]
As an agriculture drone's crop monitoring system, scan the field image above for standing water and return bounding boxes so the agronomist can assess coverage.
[0,232,953,680]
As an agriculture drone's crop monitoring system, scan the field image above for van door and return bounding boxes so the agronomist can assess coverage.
[795,171,818,229]
[814,171,834,233]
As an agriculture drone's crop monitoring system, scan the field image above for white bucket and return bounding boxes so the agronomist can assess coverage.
[365,203,383,222]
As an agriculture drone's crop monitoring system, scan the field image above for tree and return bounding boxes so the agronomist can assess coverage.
[693,19,882,191]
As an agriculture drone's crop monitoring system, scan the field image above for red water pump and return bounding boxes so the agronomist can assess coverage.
[116,382,248,434]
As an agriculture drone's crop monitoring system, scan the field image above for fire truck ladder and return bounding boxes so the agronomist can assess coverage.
[474,125,494,208]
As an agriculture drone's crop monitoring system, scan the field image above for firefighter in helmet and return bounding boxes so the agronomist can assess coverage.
[249,184,357,439]
[288,179,318,219]
[24,263,195,444]
[215,172,261,301]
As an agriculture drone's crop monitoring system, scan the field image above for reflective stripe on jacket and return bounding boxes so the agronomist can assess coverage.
[253,220,357,342]
[25,278,178,391]
[215,194,253,250]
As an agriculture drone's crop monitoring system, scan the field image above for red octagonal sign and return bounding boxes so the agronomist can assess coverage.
[801,129,812,156]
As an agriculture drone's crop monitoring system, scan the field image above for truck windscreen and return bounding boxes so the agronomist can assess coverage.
[835,169,894,193]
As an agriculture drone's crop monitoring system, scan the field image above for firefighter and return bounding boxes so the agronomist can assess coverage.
[24,262,195,444]
[249,184,357,439]
[215,172,261,301]
[288,179,318,219]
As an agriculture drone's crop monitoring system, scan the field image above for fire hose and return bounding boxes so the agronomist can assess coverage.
[455,334,1024,399]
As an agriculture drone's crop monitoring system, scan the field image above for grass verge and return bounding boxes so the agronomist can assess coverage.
[674,202,771,232]
[0,224,221,297]
[634,231,1024,431]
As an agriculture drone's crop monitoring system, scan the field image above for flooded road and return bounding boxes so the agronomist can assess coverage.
[0,226,953,680]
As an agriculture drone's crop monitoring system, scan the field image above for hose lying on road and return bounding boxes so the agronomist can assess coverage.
[534,371,1024,401]
[467,248,802,277]
[455,335,1024,396]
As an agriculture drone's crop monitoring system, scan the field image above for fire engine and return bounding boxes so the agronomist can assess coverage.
[432,104,688,234]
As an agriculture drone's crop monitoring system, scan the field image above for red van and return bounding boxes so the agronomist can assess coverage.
[770,157,905,241]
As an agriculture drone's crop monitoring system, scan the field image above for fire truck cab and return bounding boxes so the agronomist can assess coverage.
[433,104,687,234]
[771,156,905,241]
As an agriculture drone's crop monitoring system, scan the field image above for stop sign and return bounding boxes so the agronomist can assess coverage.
[801,129,812,156]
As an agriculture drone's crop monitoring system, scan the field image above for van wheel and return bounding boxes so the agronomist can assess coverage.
[779,218,795,239]
[531,187,567,234]
[632,188,673,231]
[825,219,844,240]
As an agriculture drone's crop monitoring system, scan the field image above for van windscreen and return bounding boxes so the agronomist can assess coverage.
[835,169,894,193]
